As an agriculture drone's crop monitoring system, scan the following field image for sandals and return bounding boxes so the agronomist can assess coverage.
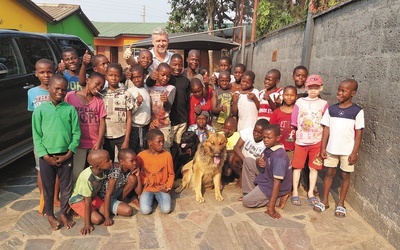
[290,196,302,206]
[334,206,346,218]
[313,202,329,212]
[307,196,319,206]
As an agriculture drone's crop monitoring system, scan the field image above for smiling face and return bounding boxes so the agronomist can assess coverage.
[170,57,183,76]
[86,75,105,96]
[35,62,54,86]
[62,51,79,71]
[186,51,200,70]
[138,50,153,69]
[264,72,279,91]
[253,125,264,142]
[152,34,169,55]
[337,81,356,104]
[49,77,68,105]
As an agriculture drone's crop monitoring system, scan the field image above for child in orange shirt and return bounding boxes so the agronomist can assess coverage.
[138,129,175,214]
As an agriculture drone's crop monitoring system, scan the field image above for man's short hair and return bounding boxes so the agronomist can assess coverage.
[152,27,168,38]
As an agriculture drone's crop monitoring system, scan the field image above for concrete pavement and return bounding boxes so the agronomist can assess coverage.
[0,161,395,250]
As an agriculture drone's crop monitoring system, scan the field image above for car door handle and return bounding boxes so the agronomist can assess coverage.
[23,84,35,90]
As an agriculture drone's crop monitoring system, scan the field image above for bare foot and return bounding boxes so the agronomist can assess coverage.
[60,214,75,229]
[277,193,289,209]
[53,199,61,207]
[130,198,140,210]
[47,215,61,231]
[235,178,242,189]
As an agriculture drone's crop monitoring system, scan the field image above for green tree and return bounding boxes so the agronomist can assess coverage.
[256,0,294,37]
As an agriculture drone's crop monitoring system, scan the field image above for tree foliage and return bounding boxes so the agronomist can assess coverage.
[167,0,253,36]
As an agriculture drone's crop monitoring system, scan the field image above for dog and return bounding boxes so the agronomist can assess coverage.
[175,131,227,203]
[174,131,200,179]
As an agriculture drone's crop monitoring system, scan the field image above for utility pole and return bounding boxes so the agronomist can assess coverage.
[251,0,258,42]
[141,5,146,23]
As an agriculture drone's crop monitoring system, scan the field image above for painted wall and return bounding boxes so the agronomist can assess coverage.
[47,14,94,47]
[232,0,400,248]
[0,0,47,32]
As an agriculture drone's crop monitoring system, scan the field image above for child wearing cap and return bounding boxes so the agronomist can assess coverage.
[187,111,215,142]
[290,75,328,207]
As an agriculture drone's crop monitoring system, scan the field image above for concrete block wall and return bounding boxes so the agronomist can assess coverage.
[233,0,400,248]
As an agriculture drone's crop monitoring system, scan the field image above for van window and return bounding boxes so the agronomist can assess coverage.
[0,38,25,76]
[19,38,55,73]
[55,38,88,57]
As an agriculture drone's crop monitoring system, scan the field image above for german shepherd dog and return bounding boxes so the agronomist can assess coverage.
[175,132,227,203]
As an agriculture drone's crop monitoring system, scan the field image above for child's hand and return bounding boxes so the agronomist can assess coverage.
[210,74,217,86]
[149,70,159,81]
[44,155,58,166]
[348,152,358,165]
[123,44,133,60]
[80,225,94,235]
[160,90,168,103]
[320,149,328,159]
[103,217,114,226]
[130,168,140,177]
[274,94,282,104]
[121,141,129,149]
[256,154,265,168]
[194,104,202,115]
[247,92,256,101]
[58,60,65,73]
[221,104,227,113]
[263,91,271,101]
[54,152,72,165]
[82,50,91,66]
[232,92,239,103]
[125,66,132,80]
[92,141,102,151]
[264,207,281,219]
[136,92,143,106]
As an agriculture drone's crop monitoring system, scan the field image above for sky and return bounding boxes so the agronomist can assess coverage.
[32,0,171,23]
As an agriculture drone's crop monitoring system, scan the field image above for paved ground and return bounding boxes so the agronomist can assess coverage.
[0,155,395,250]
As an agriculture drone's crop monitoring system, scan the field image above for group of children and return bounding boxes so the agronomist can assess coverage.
[28,47,364,234]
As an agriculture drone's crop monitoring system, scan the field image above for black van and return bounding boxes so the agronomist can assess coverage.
[0,30,93,168]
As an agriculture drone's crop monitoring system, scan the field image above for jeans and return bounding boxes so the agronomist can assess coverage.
[140,191,171,215]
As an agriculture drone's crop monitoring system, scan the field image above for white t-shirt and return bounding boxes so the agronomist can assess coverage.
[237,88,260,132]
[127,86,151,127]
[240,127,265,159]
[320,103,364,155]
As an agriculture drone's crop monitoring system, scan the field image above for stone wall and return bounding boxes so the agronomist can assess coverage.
[233,0,400,248]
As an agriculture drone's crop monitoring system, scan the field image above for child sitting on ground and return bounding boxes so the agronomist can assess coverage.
[127,65,151,154]
[138,129,175,215]
[291,75,328,207]
[98,148,143,225]
[242,124,292,219]
[258,69,283,121]
[69,149,112,235]
[270,85,297,161]
[314,79,364,218]
[188,111,216,143]
[222,117,240,179]
[32,74,81,231]
[211,70,232,132]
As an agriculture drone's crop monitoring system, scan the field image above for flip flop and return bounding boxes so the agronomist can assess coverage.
[334,206,346,218]
[313,201,329,212]
[290,196,302,206]
[307,196,319,206]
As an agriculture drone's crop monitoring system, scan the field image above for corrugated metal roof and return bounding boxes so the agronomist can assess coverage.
[36,4,79,21]
[92,22,166,38]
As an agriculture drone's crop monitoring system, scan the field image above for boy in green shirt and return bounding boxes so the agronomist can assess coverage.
[32,74,81,231]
